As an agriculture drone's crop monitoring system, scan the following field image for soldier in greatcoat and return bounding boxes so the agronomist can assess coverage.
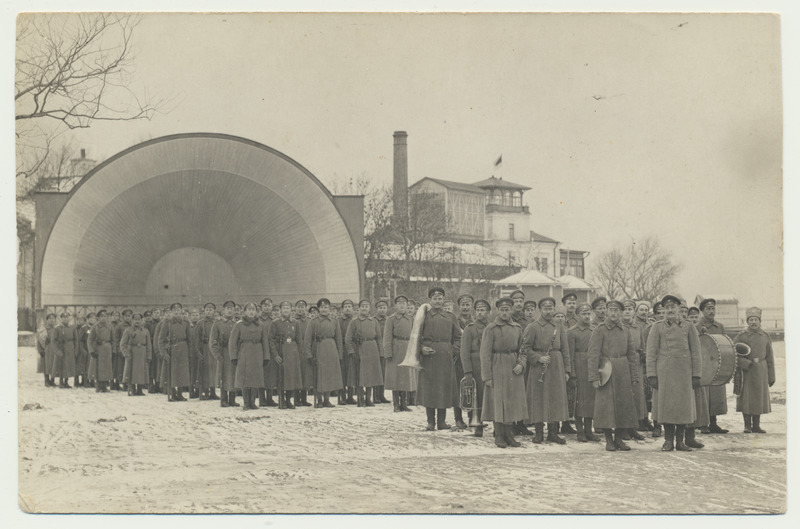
[620,299,647,442]
[568,304,601,443]
[120,313,152,396]
[555,305,577,435]
[259,298,278,407]
[345,299,384,407]
[111,310,130,390]
[460,298,491,437]
[269,301,306,409]
[508,294,536,437]
[83,313,97,388]
[646,295,702,451]
[337,300,356,405]
[510,290,529,328]
[695,298,730,434]
[187,308,201,398]
[211,301,239,407]
[590,297,607,328]
[520,296,572,444]
[417,287,461,431]
[733,307,776,434]
[480,297,528,448]
[151,308,170,394]
[634,301,655,433]
[373,299,391,404]
[194,303,219,401]
[145,309,161,392]
[88,310,114,392]
[229,302,270,410]
[75,315,89,387]
[304,298,344,407]
[687,307,700,325]
[405,299,420,406]
[294,300,313,407]
[588,300,640,451]
[54,312,77,388]
[451,293,475,430]
[40,313,57,387]
[562,292,579,329]
[383,295,415,412]
[523,300,537,325]
[158,302,192,402]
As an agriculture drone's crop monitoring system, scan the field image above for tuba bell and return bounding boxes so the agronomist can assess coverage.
[733,342,751,396]
[399,303,429,371]
[460,376,483,428]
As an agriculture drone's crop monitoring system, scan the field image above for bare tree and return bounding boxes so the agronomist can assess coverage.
[590,236,682,301]
[16,13,162,189]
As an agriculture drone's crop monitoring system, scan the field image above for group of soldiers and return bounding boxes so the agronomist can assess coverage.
[35,289,775,452]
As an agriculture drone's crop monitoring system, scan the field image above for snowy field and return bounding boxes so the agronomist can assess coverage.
[17,343,786,514]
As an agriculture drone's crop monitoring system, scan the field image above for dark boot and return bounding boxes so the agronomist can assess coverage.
[514,420,533,435]
[258,388,268,407]
[437,408,451,430]
[392,391,400,412]
[346,387,357,405]
[628,428,645,441]
[407,392,416,406]
[285,391,296,409]
[229,391,240,407]
[546,422,566,444]
[614,429,631,451]
[249,389,259,409]
[504,423,521,447]
[209,388,218,399]
[338,389,347,405]
[265,389,277,407]
[575,416,587,442]
[356,387,365,408]
[675,425,692,451]
[175,388,187,401]
[61,377,72,389]
[752,415,766,434]
[399,391,412,412]
[619,429,632,441]
[532,423,545,444]
[709,416,729,434]
[494,422,508,448]
[637,418,649,432]
[379,386,391,403]
[743,414,753,433]
[364,388,375,407]
[453,407,467,430]
[685,427,705,448]
[652,421,662,438]
[322,394,335,407]
[44,374,50,387]
[298,390,312,407]
[221,390,230,407]
[474,423,484,438]
[167,387,175,402]
[95,379,101,392]
[242,389,252,410]
[560,421,577,434]
[604,429,616,451]
[426,408,436,431]
[661,423,675,451]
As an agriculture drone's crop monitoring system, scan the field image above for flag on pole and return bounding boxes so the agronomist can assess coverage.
[495,155,503,167]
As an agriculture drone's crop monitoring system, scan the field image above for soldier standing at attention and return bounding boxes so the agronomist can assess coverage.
[75,315,90,388]
[159,302,192,402]
[590,297,607,328]
[259,298,278,407]
[120,313,152,396]
[563,292,579,329]
[112,310,132,391]
[508,291,535,437]
[269,301,305,409]
[41,313,57,387]
[83,313,97,388]
[196,303,219,401]
[687,307,700,324]
[568,304,601,443]
[188,308,201,398]
[304,298,344,408]
[211,301,239,408]
[417,287,461,431]
[405,299,420,406]
[510,290,529,328]
[450,293,475,430]
[620,299,647,442]
[733,307,776,434]
[695,298,730,434]
[523,301,537,325]
[635,301,656,433]
[338,300,356,405]
[229,302,270,411]
[460,298,491,437]
[443,300,455,314]
[383,295,415,412]
[54,312,77,388]
[646,295,702,451]
[521,297,572,444]
[88,310,114,393]
[152,308,170,394]
[145,309,161,393]
[555,306,578,435]
[373,299,391,404]
[294,300,313,407]
[345,299,384,407]
[588,300,640,451]
[480,297,528,448]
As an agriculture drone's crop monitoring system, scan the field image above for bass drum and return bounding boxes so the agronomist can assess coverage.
[699,333,736,386]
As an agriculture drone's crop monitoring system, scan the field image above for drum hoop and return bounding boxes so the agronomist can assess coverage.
[706,333,732,385]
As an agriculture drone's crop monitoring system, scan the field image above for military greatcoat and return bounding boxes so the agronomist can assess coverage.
[460,318,488,414]
[521,317,571,424]
[733,327,776,415]
[623,319,648,420]
[568,320,596,418]
[304,315,344,393]
[158,317,192,388]
[479,317,528,423]
[88,322,114,382]
[196,317,218,390]
[338,315,354,387]
[120,326,152,385]
[76,323,90,378]
[295,315,314,390]
[588,320,639,429]
[269,317,305,391]
[345,316,384,388]
[416,307,461,409]
[210,317,236,391]
[54,323,77,378]
[383,312,417,392]
[229,317,270,389]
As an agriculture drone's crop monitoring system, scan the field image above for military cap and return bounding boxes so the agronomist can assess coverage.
[679,298,688,307]
[523,300,537,309]
[699,298,716,311]
[203,302,217,310]
[170,302,183,311]
[132,312,143,319]
[576,303,592,314]
[428,287,445,298]
[561,292,578,304]
[495,297,514,309]
[510,289,525,300]
[96,309,108,317]
[309,306,320,314]
[143,310,152,317]
[457,294,474,305]
[745,306,762,320]
[260,298,273,306]
[59,312,70,318]
[223,300,236,309]
[621,299,637,309]
[87,312,96,319]
[341,299,355,308]
[652,301,663,312]
[606,299,624,311]
[661,294,681,307]
[591,297,607,309]
[243,302,258,311]
[375,299,388,308]
[45,313,56,320]
[316,298,331,308]
[474,299,491,311]
[358,298,371,307]
[394,295,408,304]
[295,300,308,307]
[121,309,133,316]
[687,307,700,315]
[279,301,292,309]
[539,297,556,308]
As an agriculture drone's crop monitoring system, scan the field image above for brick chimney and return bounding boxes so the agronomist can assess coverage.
[393,131,408,222]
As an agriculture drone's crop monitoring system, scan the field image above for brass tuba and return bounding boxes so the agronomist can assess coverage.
[398,303,429,371]
[732,342,751,396]
[460,376,483,428]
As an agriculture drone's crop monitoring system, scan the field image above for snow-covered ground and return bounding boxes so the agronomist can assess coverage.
[17,343,786,514]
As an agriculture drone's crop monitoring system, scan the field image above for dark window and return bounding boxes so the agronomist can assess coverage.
[508,223,515,240]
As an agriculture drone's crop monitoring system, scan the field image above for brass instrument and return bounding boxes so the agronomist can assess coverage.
[538,326,559,383]
[399,303,429,371]
[733,342,751,396]
[460,376,483,428]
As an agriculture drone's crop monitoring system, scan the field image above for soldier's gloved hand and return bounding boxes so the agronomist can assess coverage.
[538,355,551,365]
[274,356,283,365]
[592,380,602,389]
[485,379,493,387]
[231,359,237,367]
[421,346,435,356]
[464,372,474,383]
[512,365,523,376]
[648,376,658,389]
[692,376,701,389]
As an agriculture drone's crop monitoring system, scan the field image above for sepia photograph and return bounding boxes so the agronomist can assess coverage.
[7,2,793,522]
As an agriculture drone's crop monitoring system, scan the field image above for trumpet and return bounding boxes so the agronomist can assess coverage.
[460,376,483,428]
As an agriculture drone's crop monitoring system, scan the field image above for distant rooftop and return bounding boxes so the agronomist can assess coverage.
[494,269,563,286]
[472,175,530,191]
[530,230,560,244]
[411,176,530,194]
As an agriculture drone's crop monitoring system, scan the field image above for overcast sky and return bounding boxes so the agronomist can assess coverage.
[27,12,784,307]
